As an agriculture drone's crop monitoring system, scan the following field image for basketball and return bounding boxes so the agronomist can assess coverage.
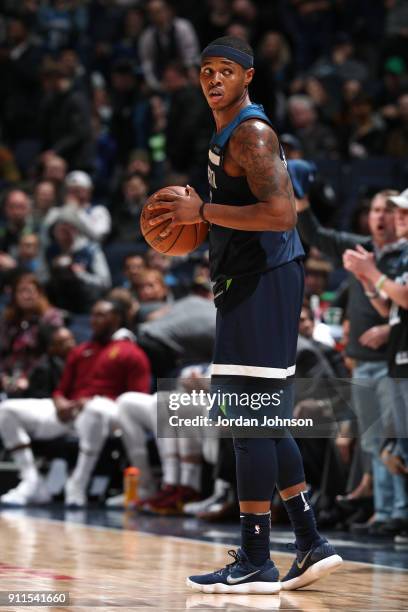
[140,186,208,256]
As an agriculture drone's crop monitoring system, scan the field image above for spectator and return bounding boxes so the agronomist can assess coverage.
[0,272,64,398]
[280,0,337,70]
[294,305,349,517]
[32,180,59,232]
[346,94,386,159]
[377,57,408,120]
[27,326,76,398]
[0,190,34,286]
[194,0,232,47]
[16,233,41,274]
[296,189,408,535]
[64,170,111,242]
[252,31,292,126]
[109,59,149,164]
[139,0,200,91]
[111,173,149,243]
[0,189,33,257]
[163,62,211,182]
[310,32,369,93]
[40,153,68,202]
[44,211,111,313]
[384,0,408,65]
[39,61,93,171]
[122,253,147,291]
[137,276,216,376]
[113,7,145,64]
[107,286,139,329]
[343,188,408,538]
[37,0,88,54]
[304,256,332,299]
[133,268,170,323]
[386,93,408,157]
[0,15,43,165]
[0,298,150,507]
[59,48,89,95]
[286,95,339,159]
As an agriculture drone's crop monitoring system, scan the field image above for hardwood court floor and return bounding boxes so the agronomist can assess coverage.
[0,511,407,611]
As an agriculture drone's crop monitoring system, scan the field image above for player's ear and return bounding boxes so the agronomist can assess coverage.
[244,67,255,87]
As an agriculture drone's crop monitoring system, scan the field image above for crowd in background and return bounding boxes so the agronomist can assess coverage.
[0,0,408,540]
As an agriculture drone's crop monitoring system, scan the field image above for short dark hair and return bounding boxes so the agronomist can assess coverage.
[123,252,146,268]
[207,36,254,58]
[102,298,129,328]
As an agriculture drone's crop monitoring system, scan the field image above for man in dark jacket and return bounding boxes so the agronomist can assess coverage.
[296,188,408,533]
[39,62,93,171]
[0,16,43,153]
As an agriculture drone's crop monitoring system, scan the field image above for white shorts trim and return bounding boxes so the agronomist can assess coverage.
[211,364,296,379]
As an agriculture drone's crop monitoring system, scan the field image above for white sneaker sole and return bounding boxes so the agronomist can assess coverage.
[186,577,281,594]
[282,554,343,590]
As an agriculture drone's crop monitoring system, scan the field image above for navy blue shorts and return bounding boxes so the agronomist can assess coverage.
[210,260,304,424]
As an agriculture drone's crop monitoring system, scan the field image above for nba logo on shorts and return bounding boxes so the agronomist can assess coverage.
[255,525,260,535]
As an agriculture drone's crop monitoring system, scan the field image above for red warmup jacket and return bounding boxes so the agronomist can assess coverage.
[53,338,150,400]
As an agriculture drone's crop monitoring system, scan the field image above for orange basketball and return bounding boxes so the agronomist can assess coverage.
[140,186,209,256]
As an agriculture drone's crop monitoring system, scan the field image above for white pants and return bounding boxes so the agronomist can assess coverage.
[0,396,118,455]
[117,392,203,486]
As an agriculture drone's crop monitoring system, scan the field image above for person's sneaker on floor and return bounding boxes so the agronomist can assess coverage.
[0,475,51,506]
[145,485,200,515]
[281,539,342,590]
[187,548,281,594]
[184,479,234,516]
[64,477,87,508]
[139,484,178,512]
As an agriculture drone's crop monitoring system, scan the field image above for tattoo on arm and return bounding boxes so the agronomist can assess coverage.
[230,120,295,204]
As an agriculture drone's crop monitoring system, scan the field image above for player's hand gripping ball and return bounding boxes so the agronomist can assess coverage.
[140,185,208,256]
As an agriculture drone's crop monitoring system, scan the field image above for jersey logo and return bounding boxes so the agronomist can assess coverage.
[109,347,120,359]
[209,149,221,166]
[208,166,217,189]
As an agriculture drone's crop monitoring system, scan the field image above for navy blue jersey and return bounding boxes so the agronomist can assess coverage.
[207,103,304,282]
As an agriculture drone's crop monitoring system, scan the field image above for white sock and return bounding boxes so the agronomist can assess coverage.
[180,461,201,492]
[69,450,99,490]
[13,448,38,481]
[162,455,179,486]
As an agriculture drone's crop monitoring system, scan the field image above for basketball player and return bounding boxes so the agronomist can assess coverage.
[148,36,342,593]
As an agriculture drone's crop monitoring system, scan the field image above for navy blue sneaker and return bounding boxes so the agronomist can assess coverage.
[281,539,342,590]
[186,549,281,594]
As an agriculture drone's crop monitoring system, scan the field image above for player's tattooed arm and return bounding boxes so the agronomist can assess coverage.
[199,120,297,232]
[230,120,296,220]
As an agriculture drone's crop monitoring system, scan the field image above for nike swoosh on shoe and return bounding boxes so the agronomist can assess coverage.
[226,570,261,584]
[297,549,313,570]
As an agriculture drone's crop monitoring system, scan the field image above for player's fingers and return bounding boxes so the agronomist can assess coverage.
[149,211,174,226]
[154,192,180,202]
[148,200,176,211]
[159,221,178,238]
